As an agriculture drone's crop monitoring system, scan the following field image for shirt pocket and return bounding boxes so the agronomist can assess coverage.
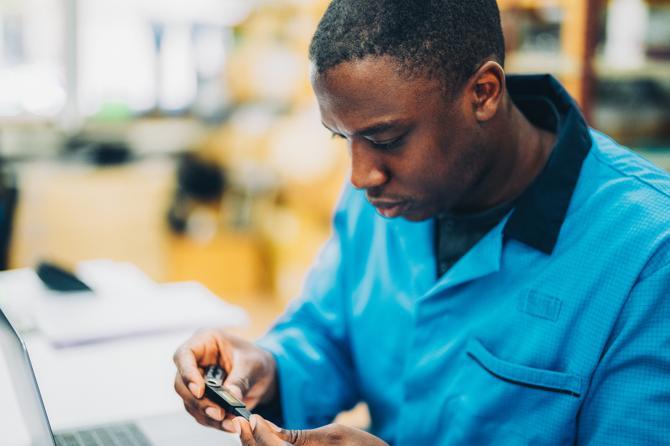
[466,338,584,397]
[441,338,584,445]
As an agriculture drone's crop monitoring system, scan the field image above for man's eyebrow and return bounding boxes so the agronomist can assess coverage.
[320,120,406,137]
[357,121,405,136]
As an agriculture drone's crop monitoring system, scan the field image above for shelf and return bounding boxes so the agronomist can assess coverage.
[500,0,670,8]
[506,51,579,77]
[498,0,566,9]
[594,58,670,81]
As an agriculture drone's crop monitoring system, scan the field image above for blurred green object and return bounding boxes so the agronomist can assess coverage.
[91,101,134,122]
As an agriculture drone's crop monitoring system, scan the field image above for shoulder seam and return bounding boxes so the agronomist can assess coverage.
[589,136,670,201]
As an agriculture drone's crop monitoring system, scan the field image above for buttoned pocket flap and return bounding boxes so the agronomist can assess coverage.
[466,338,583,397]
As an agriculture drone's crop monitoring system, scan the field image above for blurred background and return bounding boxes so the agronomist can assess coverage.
[0,0,669,336]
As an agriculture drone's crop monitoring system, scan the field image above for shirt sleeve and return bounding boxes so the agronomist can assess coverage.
[255,189,360,429]
[577,258,670,445]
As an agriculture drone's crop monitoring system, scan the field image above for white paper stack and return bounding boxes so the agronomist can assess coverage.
[1,260,248,348]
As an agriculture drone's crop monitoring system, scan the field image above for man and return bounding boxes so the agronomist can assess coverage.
[174,1,670,444]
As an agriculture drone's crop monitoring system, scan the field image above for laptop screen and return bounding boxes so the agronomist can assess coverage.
[0,308,56,446]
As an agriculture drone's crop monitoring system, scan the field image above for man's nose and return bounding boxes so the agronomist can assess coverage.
[350,143,388,190]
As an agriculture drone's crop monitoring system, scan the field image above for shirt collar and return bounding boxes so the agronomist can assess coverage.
[502,74,592,255]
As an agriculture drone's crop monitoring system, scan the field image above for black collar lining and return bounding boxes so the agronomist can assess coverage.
[502,75,593,255]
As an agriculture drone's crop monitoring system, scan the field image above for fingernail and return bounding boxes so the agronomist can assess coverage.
[228,385,244,400]
[222,419,235,432]
[188,383,200,398]
[250,414,258,431]
[205,407,223,421]
[232,419,242,435]
[266,420,282,432]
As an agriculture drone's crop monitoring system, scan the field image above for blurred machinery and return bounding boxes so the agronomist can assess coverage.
[2,0,669,304]
[189,0,348,302]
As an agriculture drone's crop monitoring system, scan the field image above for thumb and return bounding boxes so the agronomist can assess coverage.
[275,423,382,446]
[222,367,252,401]
[267,421,315,446]
[245,416,290,446]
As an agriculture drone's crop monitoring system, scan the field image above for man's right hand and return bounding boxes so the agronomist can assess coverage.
[233,415,390,446]
[173,329,277,432]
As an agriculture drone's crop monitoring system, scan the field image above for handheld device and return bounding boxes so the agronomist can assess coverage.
[204,365,252,420]
[36,261,92,292]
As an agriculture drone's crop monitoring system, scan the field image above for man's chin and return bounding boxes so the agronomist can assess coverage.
[375,206,432,222]
[400,212,432,222]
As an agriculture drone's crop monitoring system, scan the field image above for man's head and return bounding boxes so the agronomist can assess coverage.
[309,0,505,97]
[310,0,510,221]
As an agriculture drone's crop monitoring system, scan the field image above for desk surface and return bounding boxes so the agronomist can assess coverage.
[0,265,250,446]
[27,331,193,429]
[0,327,244,446]
[0,266,367,444]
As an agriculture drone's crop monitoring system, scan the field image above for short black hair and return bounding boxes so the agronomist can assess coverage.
[309,0,505,95]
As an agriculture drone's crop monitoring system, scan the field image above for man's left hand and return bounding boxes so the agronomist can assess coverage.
[232,415,389,446]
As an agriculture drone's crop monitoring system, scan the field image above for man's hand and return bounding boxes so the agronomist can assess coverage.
[173,330,276,432]
[233,415,389,446]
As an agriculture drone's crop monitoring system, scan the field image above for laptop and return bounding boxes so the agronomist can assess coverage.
[0,307,239,446]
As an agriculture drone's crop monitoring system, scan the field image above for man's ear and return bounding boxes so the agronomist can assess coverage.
[468,61,505,123]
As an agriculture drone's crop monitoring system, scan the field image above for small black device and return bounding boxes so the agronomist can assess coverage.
[36,261,92,292]
[204,365,252,420]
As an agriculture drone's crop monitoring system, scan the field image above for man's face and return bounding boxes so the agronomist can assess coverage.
[312,56,489,221]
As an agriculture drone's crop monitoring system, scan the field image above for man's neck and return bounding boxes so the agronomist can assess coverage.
[456,96,555,213]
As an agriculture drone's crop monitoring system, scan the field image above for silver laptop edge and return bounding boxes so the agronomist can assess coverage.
[0,306,237,446]
[0,307,56,445]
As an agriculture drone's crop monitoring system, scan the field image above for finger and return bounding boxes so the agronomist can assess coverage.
[174,372,200,406]
[299,424,389,446]
[179,392,222,426]
[204,406,224,422]
[223,368,252,401]
[182,401,222,430]
[221,418,237,433]
[250,415,294,446]
[174,331,230,396]
[173,343,206,398]
[174,373,224,423]
[216,404,252,427]
[236,417,256,446]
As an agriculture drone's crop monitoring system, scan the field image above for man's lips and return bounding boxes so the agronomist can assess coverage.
[369,199,409,218]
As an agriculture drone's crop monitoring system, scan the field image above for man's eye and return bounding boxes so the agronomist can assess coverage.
[369,136,403,150]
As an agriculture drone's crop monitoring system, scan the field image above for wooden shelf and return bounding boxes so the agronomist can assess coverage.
[500,0,601,117]
[499,0,567,9]
[506,50,579,77]
[500,0,670,9]
[594,58,670,81]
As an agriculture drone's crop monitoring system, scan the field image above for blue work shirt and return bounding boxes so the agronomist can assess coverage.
[257,75,670,445]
